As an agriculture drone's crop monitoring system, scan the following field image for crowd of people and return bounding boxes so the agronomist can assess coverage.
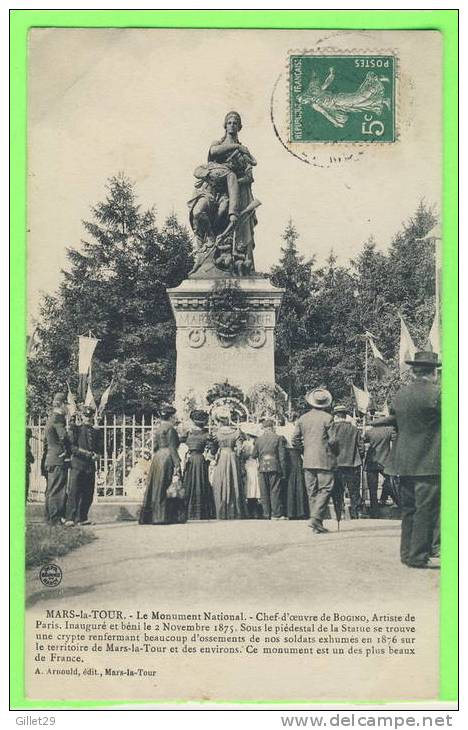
[139,349,441,568]
[36,349,441,570]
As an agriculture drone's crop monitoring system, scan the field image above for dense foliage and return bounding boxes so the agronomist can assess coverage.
[28,173,437,417]
[271,204,438,412]
[28,174,193,416]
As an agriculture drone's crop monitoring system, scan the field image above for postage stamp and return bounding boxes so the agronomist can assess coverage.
[289,54,396,143]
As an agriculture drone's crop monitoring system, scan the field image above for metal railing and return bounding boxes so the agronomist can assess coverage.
[27,414,160,502]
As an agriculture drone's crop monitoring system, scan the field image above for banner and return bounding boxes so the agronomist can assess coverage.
[352,384,370,414]
[399,315,416,375]
[78,335,99,400]
[98,382,113,414]
[84,382,97,411]
[366,332,390,380]
[428,311,441,355]
[78,335,99,374]
[66,383,77,417]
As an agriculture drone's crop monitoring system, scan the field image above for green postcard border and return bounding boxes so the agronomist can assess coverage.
[10,9,458,709]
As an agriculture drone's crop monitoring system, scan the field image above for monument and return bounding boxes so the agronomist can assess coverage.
[167,111,284,411]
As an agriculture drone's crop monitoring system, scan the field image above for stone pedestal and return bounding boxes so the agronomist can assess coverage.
[167,276,284,409]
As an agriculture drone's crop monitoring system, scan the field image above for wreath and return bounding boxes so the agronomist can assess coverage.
[207,280,249,344]
[246,382,287,419]
[206,380,245,405]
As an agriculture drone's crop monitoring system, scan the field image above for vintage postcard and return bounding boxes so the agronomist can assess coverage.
[19,25,452,705]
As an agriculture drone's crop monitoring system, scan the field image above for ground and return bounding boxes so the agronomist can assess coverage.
[26,519,439,610]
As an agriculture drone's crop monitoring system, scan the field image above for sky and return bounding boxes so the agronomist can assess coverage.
[27,28,441,325]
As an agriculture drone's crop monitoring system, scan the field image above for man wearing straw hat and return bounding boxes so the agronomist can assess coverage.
[293,388,336,534]
[373,351,441,568]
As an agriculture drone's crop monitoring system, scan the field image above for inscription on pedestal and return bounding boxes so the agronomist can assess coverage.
[176,310,275,328]
[167,277,284,405]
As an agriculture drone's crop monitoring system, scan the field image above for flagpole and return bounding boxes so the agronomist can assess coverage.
[88,330,93,391]
[364,336,368,392]
[362,336,368,514]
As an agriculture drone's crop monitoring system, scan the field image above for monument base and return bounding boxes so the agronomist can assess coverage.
[167,276,284,412]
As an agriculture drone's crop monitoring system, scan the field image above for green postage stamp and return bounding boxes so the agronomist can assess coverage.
[289,54,396,143]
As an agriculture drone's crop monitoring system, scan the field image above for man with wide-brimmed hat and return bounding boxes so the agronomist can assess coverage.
[293,388,336,533]
[331,405,362,519]
[373,351,441,568]
[64,405,101,526]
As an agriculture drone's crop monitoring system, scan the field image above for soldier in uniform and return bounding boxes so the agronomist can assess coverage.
[43,392,70,524]
[64,406,101,526]
[373,351,441,568]
[252,419,287,520]
[25,427,35,502]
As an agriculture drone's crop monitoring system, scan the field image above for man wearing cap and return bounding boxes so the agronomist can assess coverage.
[293,388,336,533]
[64,406,101,526]
[332,406,362,519]
[43,392,70,524]
[373,351,441,568]
[252,419,287,520]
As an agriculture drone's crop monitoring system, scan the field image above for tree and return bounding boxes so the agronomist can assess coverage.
[28,174,193,417]
[303,251,362,406]
[269,203,438,413]
[386,200,438,347]
[270,220,315,408]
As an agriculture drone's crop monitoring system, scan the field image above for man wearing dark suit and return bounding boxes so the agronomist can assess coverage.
[65,406,101,526]
[364,419,398,515]
[252,419,287,519]
[373,351,441,568]
[43,393,70,524]
[293,388,336,534]
[25,427,35,502]
[331,406,362,519]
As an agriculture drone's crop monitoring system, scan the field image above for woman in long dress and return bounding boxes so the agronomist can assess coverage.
[139,405,184,525]
[277,418,309,520]
[184,410,216,520]
[211,412,245,519]
[240,423,263,519]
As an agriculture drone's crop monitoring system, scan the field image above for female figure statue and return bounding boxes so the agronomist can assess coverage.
[188,111,260,276]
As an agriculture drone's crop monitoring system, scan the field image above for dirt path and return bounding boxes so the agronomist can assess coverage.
[26,519,439,610]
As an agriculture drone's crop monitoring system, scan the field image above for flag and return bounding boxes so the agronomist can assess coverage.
[27,328,39,358]
[352,384,370,414]
[78,335,99,400]
[98,382,113,414]
[399,316,416,375]
[67,383,77,417]
[366,332,390,380]
[85,382,97,411]
[427,311,441,355]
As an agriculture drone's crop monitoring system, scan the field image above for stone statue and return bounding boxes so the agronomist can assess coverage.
[188,111,261,277]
